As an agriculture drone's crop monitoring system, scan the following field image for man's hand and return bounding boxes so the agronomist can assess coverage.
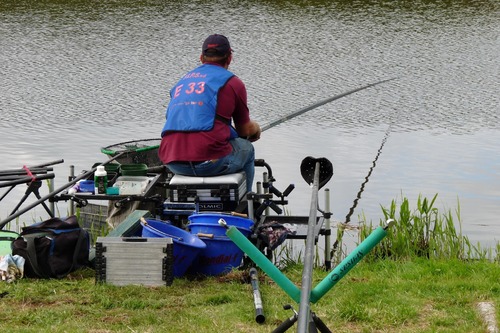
[237,120,261,142]
[248,124,261,142]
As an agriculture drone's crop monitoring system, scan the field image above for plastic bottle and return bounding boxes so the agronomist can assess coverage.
[94,166,108,195]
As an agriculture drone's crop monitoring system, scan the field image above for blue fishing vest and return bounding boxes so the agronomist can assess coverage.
[161,64,236,137]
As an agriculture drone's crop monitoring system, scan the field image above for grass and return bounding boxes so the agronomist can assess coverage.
[0,259,498,332]
[1,194,499,332]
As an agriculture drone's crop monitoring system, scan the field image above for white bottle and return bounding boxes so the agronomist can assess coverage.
[94,166,108,194]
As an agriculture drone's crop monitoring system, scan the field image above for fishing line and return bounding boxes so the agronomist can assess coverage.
[331,122,393,256]
[340,78,404,225]
[344,123,392,223]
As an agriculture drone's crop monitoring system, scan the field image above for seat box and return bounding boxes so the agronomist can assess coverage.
[95,237,174,286]
[167,172,247,212]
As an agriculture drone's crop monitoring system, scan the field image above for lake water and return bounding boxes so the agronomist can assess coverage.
[1,0,499,250]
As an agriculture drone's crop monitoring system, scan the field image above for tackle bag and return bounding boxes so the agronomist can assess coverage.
[11,216,90,279]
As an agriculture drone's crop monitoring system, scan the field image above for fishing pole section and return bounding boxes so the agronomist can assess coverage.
[249,267,265,324]
[0,159,63,225]
[331,123,393,259]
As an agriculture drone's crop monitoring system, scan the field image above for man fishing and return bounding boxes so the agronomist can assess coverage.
[159,34,261,192]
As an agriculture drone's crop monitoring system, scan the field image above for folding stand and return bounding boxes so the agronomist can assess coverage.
[9,180,55,218]
[224,216,394,332]
[221,156,396,333]
[0,164,58,223]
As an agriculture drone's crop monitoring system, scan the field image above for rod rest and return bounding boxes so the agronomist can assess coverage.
[254,199,282,217]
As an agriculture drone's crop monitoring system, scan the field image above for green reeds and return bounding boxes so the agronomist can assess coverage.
[358,194,498,262]
[280,194,499,268]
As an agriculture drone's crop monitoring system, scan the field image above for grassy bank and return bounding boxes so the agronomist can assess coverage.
[1,194,499,332]
[0,258,498,332]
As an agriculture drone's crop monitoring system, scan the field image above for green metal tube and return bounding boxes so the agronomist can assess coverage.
[226,226,301,303]
[310,226,388,303]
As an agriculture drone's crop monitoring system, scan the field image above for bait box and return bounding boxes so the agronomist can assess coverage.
[114,176,151,195]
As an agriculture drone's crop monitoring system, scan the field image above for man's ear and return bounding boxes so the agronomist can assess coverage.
[226,54,233,67]
[200,54,204,63]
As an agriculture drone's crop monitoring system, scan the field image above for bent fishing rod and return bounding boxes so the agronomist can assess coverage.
[260,77,397,132]
[257,77,398,264]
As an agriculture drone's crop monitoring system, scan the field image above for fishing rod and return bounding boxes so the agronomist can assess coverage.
[257,77,398,270]
[260,77,397,132]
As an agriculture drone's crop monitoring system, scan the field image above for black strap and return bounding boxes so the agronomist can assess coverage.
[25,232,50,279]
[215,114,231,125]
[55,229,87,279]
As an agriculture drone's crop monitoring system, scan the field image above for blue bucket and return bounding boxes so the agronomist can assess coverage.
[189,235,246,276]
[141,219,206,277]
[187,213,254,237]
[187,213,254,276]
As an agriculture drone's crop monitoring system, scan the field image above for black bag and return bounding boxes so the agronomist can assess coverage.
[11,216,90,279]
